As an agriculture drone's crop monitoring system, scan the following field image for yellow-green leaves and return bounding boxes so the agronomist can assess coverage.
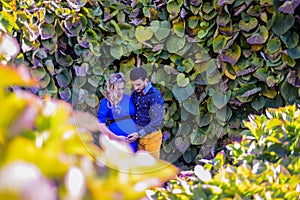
[0,11,19,33]
[166,35,186,53]
[167,0,183,19]
[0,65,37,88]
[246,25,269,44]
[151,20,171,41]
[267,38,281,54]
[238,18,258,32]
[176,73,189,87]
[135,26,153,42]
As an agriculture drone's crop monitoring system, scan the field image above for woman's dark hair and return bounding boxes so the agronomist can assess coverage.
[129,67,147,81]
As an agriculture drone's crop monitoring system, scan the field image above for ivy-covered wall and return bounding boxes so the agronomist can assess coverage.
[1,0,300,167]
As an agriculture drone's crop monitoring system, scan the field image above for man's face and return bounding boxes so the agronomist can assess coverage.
[131,78,148,93]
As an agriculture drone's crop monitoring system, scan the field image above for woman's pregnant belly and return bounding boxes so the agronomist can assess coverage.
[109,119,137,136]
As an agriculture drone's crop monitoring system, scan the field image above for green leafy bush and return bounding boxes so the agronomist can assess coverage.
[151,161,300,200]
[227,104,300,166]
[151,105,300,199]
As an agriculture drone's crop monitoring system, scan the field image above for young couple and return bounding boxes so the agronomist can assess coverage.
[97,67,164,159]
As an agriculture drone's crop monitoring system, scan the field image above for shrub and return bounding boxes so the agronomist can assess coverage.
[151,105,300,199]
[227,104,300,166]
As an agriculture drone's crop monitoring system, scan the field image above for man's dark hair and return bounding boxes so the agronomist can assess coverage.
[129,67,147,81]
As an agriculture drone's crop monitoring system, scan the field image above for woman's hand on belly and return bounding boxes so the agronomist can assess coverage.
[115,135,128,142]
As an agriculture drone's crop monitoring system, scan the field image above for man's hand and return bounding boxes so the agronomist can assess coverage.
[126,132,139,143]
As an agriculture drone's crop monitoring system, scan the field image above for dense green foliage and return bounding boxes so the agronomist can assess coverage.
[150,105,300,199]
[1,0,300,166]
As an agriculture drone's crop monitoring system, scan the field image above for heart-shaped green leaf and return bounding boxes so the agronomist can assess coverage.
[247,5,261,17]
[239,18,258,32]
[280,82,298,103]
[182,58,194,73]
[254,68,268,81]
[280,31,299,48]
[151,21,171,41]
[221,44,241,65]
[212,91,231,109]
[39,73,51,88]
[33,48,47,60]
[56,69,72,88]
[85,93,99,108]
[202,2,214,13]
[166,35,185,53]
[246,25,268,44]
[135,26,153,42]
[42,36,57,52]
[30,67,46,81]
[206,59,222,85]
[282,53,296,67]
[216,106,232,122]
[175,136,190,153]
[203,10,217,21]
[172,83,194,103]
[59,87,71,101]
[271,12,295,36]
[187,16,199,29]
[267,38,281,54]
[110,44,123,60]
[55,51,73,67]
[251,57,264,68]
[156,69,172,85]
[183,148,197,164]
[88,75,100,88]
[73,76,86,88]
[40,23,55,40]
[85,29,99,42]
[198,112,212,127]
[287,45,300,59]
[213,35,228,53]
[191,129,207,145]
[251,96,266,111]
[216,11,230,27]
[176,73,189,87]
[173,19,185,37]
[183,98,199,115]
[167,1,182,18]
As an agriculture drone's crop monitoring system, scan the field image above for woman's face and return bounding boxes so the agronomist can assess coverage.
[115,82,126,96]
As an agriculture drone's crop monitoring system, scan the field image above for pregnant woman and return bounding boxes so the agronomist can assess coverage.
[97,72,138,152]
